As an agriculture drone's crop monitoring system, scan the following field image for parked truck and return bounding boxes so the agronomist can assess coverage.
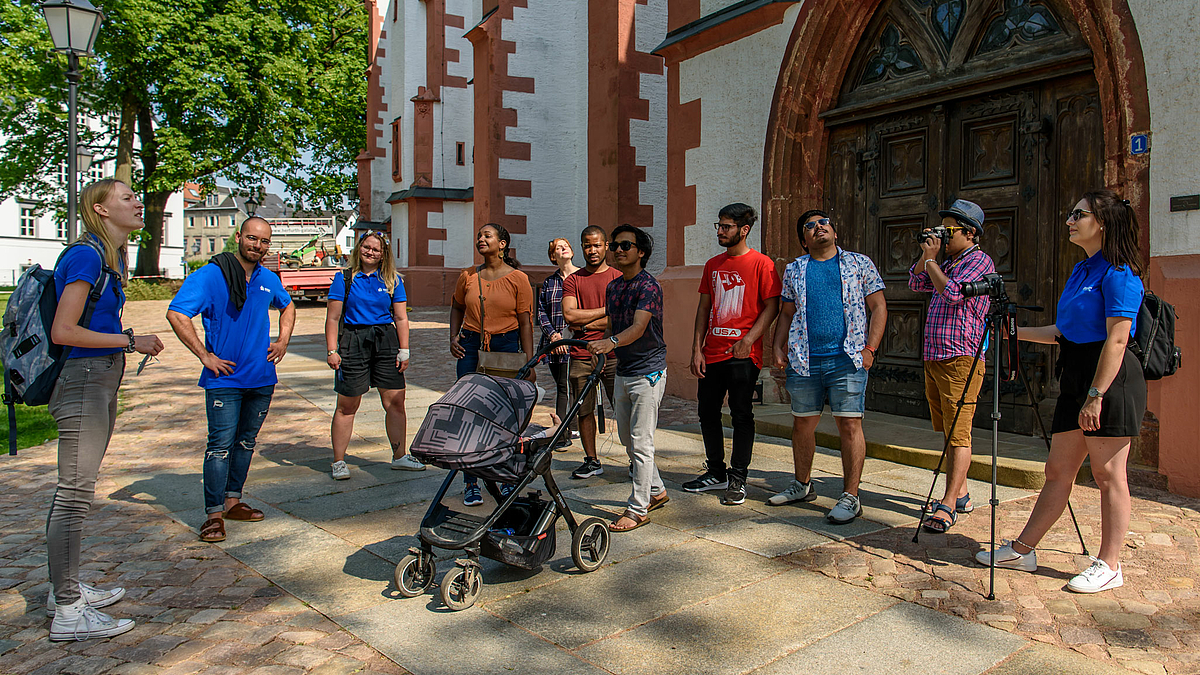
[263,249,343,302]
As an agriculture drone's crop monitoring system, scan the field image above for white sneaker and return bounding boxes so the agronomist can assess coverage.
[331,460,350,480]
[47,583,126,616]
[49,598,135,641]
[827,492,862,524]
[1067,558,1123,593]
[390,455,426,471]
[767,479,817,506]
[974,541,1038,572]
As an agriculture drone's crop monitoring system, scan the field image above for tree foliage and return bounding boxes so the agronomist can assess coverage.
[0,0,366,274]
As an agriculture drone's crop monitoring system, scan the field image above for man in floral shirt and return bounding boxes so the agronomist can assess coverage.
[769,210,886,524]
[587,224,669,532]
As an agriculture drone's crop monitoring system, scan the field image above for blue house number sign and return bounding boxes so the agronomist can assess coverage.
[1130,133,1150,156]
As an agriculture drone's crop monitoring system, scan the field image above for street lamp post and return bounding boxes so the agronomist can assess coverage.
[41,0,104,243]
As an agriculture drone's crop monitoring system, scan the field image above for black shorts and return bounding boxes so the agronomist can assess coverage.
[1051,337,1146,437]
[335,324,406,397]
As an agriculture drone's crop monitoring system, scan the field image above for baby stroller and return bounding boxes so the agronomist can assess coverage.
[399,340,612,610]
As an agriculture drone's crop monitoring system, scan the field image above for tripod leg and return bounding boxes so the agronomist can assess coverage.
[1015,359,1089,556]
[915,326,989,543]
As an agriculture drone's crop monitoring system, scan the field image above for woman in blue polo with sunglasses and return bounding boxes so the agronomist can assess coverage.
[976,189,1145,594]
[324,231,420,480]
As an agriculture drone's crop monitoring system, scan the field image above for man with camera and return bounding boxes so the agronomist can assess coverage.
[908,199,996,534]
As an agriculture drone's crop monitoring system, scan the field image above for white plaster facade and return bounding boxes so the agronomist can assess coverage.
[633,0,669,275]
[499,1,590,258]
[678,4,800,266]
[1128,0,1200,258]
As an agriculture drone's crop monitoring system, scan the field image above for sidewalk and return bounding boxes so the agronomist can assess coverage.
[0,301,1195,675]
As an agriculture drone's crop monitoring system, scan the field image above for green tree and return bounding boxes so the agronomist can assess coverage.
[0,0,366,275]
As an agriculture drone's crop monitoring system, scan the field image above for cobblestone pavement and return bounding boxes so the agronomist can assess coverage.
[1,300,1196,675]
[788,477,1200,674]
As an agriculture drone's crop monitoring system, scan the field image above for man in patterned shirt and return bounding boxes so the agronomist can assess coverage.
[908,199,996,534]
[768,210,886,524]
[587,225,669,532]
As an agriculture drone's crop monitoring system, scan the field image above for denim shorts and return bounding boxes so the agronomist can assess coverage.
[785,352,868,417]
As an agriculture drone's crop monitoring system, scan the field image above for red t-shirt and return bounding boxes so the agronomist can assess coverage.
[563,266,622,360]
[698,249,782,367]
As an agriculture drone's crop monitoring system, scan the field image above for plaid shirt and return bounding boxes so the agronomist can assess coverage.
[537,269,569,364]
[908,246,995,361]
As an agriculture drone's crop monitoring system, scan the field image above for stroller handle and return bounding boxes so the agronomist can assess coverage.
[516,339,607,379]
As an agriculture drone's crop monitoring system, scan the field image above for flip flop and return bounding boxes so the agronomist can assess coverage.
[610,510,649,532]
[648,492,670,512]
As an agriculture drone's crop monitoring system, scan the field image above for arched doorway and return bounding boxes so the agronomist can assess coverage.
[763,0,1151,433]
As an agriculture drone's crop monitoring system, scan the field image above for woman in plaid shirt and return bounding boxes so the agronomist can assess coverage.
[537,238,578,443]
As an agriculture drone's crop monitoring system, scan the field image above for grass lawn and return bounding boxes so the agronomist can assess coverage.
[6,404,58,453]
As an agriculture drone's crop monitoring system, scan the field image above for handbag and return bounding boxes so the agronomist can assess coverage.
[474,270,528,378]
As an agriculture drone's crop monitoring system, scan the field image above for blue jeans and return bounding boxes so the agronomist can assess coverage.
[204,385,274,514]
[456,329,521,486]
[785,353,868,417]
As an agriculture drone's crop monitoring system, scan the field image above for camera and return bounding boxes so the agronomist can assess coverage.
[960,272,1005,298]
[920,226,950,246]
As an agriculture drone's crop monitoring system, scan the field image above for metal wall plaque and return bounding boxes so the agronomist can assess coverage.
[1169,195,1200,212]
[1130,133,1150,156]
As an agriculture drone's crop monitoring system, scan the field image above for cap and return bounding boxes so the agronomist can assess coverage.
[938,199,985,235]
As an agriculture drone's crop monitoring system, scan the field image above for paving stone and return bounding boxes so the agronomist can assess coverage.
[985,642,1137,674]
[1093,612,1153,629]
[752,602,1025,674]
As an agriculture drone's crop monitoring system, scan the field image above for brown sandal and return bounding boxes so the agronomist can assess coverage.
[610,510,649,532]
[200,518,226,542]
[225,503,265,521]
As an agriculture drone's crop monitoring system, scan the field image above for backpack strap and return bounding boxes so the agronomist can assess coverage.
[337,269,352,342]
[4,369,15,456]
[55,238,118,362]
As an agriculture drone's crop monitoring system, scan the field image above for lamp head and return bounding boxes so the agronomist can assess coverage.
[42,0,104,55]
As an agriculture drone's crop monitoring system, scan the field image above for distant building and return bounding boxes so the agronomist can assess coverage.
[183,187,353,262]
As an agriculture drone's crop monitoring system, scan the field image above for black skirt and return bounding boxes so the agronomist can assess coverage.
[1051,337,1146,437]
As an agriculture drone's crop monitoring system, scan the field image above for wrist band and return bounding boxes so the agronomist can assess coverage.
[924,259,938,267]
[397,348,411,362]
[863,344,876,354]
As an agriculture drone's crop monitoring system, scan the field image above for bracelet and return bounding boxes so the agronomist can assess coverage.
[397,348,411,362]
[123,328,136,353]
[863,344,876,354]
[924,259,938,267]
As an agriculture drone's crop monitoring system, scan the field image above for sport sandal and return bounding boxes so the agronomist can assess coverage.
[922,502,956,533]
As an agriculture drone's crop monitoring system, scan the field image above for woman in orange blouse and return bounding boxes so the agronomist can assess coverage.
[448,223,535,505]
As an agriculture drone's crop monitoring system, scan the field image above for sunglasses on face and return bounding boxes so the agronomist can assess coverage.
[1067,208,1093,222]
[713,222,742,231]
[608,240,637,252]
[803,218,831,230]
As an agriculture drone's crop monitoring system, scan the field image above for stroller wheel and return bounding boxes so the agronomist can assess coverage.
[571,517,611,573]
[395,553,436,598]
[440,563,482,611]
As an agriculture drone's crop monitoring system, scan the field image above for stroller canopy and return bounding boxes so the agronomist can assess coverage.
[409,373,538,479]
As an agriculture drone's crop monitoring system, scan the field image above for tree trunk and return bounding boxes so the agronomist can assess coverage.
[133,106,164,277]
[135,190,172,276]
[114,91,139,185]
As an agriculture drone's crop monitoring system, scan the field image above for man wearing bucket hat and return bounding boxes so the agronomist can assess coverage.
[908,199,996,534]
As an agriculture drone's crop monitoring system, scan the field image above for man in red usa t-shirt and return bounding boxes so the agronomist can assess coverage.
[685,203,782,505]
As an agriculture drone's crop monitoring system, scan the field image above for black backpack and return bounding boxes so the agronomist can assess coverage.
[1129,291,1181,380]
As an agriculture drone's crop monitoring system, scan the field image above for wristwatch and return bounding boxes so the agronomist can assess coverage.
[609,335,620,346]
[1087,386,1104,399]
[123,328,136,353]
[327,349,338,356]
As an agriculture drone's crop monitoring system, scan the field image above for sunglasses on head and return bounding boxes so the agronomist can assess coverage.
[608,240,637,252]
[359,230,388,244]
[1067,208,1093,222]
[803,217,831,230]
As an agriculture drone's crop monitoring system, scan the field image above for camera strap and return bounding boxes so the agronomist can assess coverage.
[1002,308,1019,382]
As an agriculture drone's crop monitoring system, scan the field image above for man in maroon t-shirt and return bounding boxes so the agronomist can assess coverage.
[685,203,781,505]
[562,225,621,479]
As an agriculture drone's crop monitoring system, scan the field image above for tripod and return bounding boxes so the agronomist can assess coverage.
[912,292,1087,600]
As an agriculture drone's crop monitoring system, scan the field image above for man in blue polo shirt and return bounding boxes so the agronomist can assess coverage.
[167,217,296,543]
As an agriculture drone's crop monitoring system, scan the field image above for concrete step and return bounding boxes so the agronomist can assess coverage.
[725,406,1090,490]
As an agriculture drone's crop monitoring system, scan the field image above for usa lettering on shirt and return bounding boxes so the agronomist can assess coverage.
[711,270,746,338]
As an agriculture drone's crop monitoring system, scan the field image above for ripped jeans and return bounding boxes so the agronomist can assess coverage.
[203,386,274,514]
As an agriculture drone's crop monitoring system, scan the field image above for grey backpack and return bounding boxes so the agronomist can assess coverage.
[1,239,115,454]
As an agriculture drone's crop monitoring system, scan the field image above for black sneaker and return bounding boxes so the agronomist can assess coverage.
[571,458,604,479]
[682,463,728,493]
[721,476,746,506]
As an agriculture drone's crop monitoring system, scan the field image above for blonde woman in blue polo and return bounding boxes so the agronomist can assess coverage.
[325,232,418,480]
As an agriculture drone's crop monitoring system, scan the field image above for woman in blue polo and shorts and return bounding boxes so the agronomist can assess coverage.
[325,231,419,480]
[977,189,1146,594]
